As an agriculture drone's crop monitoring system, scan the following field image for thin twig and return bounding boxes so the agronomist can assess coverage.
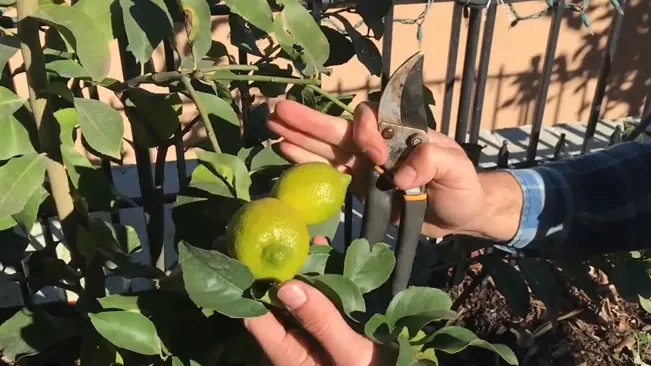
[181,76,221,153]
[306,84,355,114]
[205,73,321,85]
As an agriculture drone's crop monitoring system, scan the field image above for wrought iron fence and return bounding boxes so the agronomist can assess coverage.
[1,0,649,306]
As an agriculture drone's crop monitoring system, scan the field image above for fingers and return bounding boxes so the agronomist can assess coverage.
[392,142,474,191]
[352,102,387,166]
[275,280,376,365]
[270,100,356,150]
[276,141,358,175]
[268,120,350,163]
[244,311,321,366]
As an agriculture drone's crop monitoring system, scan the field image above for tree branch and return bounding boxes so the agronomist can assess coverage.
[16,0,105,298]
[306,84,355,114]
[181,76,221,153]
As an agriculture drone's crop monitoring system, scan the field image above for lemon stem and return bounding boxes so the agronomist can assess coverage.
[306,84,355,115]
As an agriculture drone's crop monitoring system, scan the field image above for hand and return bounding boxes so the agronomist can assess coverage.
[266,100,521,241]
[244,238,394,366]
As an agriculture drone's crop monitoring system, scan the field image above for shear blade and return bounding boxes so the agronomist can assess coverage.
[378,51,429,133]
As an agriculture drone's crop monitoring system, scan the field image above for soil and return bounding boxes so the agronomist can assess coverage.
[437,267,651,366]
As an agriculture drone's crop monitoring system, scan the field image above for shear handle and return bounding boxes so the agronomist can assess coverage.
[391,192,428,296]
[361,166,395,246]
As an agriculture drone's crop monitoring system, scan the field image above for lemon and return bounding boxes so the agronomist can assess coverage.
[271,162,352,225]
[226,197,310,283]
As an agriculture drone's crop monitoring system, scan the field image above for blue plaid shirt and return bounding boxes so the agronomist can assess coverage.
[501,141,651,257]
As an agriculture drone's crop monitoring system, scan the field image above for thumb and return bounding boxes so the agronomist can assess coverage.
[277,280,375,365]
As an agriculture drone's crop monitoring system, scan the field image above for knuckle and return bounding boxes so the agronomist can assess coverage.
[300,312,333,337]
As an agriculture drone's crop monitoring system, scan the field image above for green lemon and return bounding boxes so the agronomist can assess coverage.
[226,197,310,283]
[271,162,352,225]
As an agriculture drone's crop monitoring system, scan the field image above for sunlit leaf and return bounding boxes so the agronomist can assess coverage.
[33,6,111,81]
[193,91,239,126]
[179,0,212,67]
[45,59,88,78]
[11,187,48,235]
[273,0,329,76]
[0,37,20,71]
[423,326,518,365]
[343,239,395,294]
[0,115,36,161]
[250,144,290,171]
[299,244,333,275]
[364,313,396,344]
[178,241,268,318]
[307,274,366,315]
[74,97,123,160]
[73,0,114,44]
[224,0,273,34]
[0,153,47,218]
[191,149,252,201]
[89,311,162,356]
[0,86,25,121]
[386,287,453,328]
[118,0,173,64]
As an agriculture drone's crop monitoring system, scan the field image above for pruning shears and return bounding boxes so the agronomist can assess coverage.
[361,52,430,296]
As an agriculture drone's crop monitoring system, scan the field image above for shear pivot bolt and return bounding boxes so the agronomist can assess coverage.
[408,134,423,146]
[381,128,395,139]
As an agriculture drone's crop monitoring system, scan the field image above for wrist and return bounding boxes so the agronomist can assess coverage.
[461,170,523,242]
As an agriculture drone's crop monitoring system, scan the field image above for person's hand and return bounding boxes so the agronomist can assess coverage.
[244,237,394,366]
[267,100,518,240]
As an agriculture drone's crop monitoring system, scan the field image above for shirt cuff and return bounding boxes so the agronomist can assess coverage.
[501,168,546,249]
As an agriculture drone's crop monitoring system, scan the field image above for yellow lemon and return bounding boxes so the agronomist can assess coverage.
[271,162,352,225]
[226,197,310,283]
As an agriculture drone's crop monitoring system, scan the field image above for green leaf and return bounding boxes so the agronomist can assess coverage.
[194,149,252,201]
[480,256,530,317]
[0,115,37,161]
[355,0,392,39]
[250,144,290,171]
[74,97,123,160]
[396,333,437,365]
[98,294,141,313]
[320,26,355,67]
[334,14,382,76]
[73,0,114,44]
[88,311,162,356]
[45,59,88,78]
[309,274,366,315]
[299,244,333,275]
[33,6,111,81]
[274,0,329,76]
[54,108,117,211]
[0,86,25,121]
[0,153,47,218]
[386,287,453,328]
[394,310,458,339]
[0,308,80,362]
[224,0,273,34]
[11,187,48,235]
[316,93,355,117]
[0,37,20,71]
[189,164,235,198]
[364,313,396,344]
[193,91,239,126]
[178,241,268,318]
[118,0,173,64]
[179,0,212,67]
[516,258,561,328]
[343,239,395,294]
[425,326,518,365]
[123,88,180,148]
[0,215,16,231]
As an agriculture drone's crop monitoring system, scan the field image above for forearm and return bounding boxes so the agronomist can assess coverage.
[470,141,651,256]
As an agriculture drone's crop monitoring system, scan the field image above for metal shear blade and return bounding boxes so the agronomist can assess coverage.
[361,52,430,296]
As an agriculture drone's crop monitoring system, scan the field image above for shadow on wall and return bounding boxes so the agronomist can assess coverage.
[501,0,651,128]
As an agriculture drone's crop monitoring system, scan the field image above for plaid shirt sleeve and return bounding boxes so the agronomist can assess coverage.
[500,141,651,256]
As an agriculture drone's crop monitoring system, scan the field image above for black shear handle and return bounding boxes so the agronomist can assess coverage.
[361,166,394,246]
[391,193,428,296]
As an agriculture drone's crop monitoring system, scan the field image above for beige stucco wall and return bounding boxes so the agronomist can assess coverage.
[6,0,650,165]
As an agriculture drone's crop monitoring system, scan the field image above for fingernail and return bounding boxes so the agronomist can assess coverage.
[277,284,307,311]
[394,165,417,187]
